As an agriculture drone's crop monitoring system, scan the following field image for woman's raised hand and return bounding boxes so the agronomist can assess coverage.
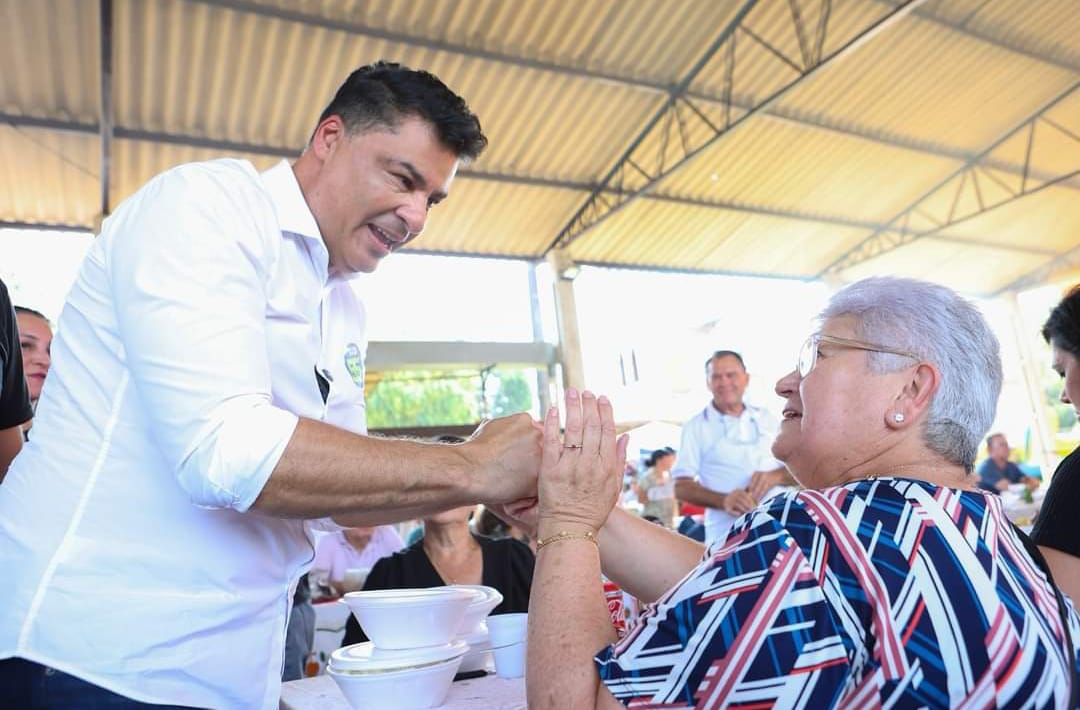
[536,388,628,535]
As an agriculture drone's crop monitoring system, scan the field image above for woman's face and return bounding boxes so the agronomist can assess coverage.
[1052,344,1080,414]
[17,312,52,402]
[772,316,909,489]
[655,453,675,473]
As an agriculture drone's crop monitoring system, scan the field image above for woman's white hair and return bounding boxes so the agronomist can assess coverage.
[820,276,1001,470]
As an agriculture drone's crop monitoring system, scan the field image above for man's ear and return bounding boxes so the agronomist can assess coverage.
[887,362,940,429]
[309,115,346,161]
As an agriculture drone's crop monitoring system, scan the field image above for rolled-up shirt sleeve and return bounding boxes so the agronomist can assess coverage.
[105,162,298,511]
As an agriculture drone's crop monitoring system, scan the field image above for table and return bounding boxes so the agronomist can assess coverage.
[280,672,526,710]
[1001,484,1045,532]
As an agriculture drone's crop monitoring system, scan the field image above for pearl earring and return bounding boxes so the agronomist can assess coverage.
[893,413,905,423]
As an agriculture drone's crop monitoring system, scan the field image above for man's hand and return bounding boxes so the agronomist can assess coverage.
[747,470,780,500]
[463,413,543,505]
[721,489,757,515]
[487,497,539,538]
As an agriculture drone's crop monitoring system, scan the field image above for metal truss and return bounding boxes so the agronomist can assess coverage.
[818,82,1080,277]
[99,0,114,219]
[544,0,926,255]
[994,244,1080,296]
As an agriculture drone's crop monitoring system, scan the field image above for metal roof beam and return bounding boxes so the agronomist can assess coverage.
[994,245,1080,296]
[1,114,1063,256]
[187,0,671,93]
[545,0,927,255]
[879,0,1080,74]
[0,221,93,233]
[818,83,1080,277]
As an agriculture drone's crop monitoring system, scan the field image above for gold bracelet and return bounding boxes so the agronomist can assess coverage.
[535,529,599,552]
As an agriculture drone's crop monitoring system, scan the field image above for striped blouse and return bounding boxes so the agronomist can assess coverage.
[596,478,1080,708]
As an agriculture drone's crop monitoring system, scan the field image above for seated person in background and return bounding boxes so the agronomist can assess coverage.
[311,525,404,598]
[976,432,1039,493]
[14,306,52,435]
[509,277,1080,709]
[636,447,677,527]
[1034,285,1080,607]
[342,502,534,645]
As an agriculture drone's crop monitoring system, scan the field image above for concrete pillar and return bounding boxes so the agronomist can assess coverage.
[545,249,586,391]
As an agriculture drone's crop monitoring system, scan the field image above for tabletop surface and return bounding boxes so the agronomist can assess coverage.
[280,672,526,710]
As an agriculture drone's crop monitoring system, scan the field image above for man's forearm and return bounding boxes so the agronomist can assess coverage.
[674,478,727,510]
[253,417,535,520]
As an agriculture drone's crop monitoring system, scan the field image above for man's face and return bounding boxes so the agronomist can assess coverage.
[299,115,460,276]
[707,355,749,412]
[989,435,1010,463]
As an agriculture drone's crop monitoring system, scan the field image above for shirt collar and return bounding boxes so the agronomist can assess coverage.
[259,161,363,286]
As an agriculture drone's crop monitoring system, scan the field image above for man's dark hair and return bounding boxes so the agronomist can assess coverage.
[705,350,746,372]
[1043,285,1080,358]
[14,306,49,325]
[316,61,487,161]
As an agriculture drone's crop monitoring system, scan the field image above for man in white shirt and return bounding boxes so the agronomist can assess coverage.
[673,350,793,544]
[0,62,540,709]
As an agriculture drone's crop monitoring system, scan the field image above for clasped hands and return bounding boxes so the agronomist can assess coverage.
[484,388,628,539]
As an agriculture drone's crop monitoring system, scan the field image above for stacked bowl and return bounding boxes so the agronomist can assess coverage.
[330,586,502,709]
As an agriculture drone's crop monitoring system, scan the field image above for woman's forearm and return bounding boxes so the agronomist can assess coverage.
[599,508,705,604]
[527,530,615,710]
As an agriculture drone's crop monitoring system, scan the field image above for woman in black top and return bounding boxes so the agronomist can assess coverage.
[342,503,534,646]
[1032,285,1080,604]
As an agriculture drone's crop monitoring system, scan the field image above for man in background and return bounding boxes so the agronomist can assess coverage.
[673,350,792,543]
[976,432,1039,493]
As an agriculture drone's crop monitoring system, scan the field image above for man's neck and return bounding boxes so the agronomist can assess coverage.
[711,400,745,417]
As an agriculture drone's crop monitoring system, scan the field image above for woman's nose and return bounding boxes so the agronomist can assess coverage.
[1062,388,1072,405]
[775,369,799,397]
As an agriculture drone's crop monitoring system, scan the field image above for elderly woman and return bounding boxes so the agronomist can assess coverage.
[1033,285,1080,606]
[514,277,1079,709]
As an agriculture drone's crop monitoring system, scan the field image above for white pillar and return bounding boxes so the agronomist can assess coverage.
[1002,292,1056,475]
[545,249,586,391]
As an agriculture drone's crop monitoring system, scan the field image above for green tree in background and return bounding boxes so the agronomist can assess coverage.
[366,371,477,428]
[365,368,536,428]
[491,371,533,417]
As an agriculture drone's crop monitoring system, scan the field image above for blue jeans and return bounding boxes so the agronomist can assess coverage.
[0,658,201,709]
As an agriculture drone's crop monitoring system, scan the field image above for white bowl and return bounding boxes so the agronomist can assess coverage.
[328,642,467,710]
[457,627,493,674]
[341,588,473,649]
[448,584,504,635]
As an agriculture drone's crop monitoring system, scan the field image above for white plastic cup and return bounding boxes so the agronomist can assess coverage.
[487,613,528,679]
[486,613,528,646]
[491,639,526,679]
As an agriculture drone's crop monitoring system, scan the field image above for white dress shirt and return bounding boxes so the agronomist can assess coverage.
[672,402,782,542]
[0,159,368,708]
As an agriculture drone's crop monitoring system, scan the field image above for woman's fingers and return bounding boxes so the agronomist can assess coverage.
[563,388,583,448]
[541,404,562,466]
[579,390,602,456]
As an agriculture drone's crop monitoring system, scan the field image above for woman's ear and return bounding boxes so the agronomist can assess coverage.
[887,362,940,429]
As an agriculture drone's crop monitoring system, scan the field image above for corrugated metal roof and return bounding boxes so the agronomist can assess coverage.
[2,0,1078,295]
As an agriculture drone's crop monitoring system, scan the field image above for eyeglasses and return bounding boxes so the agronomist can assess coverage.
[797,334,919,378]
